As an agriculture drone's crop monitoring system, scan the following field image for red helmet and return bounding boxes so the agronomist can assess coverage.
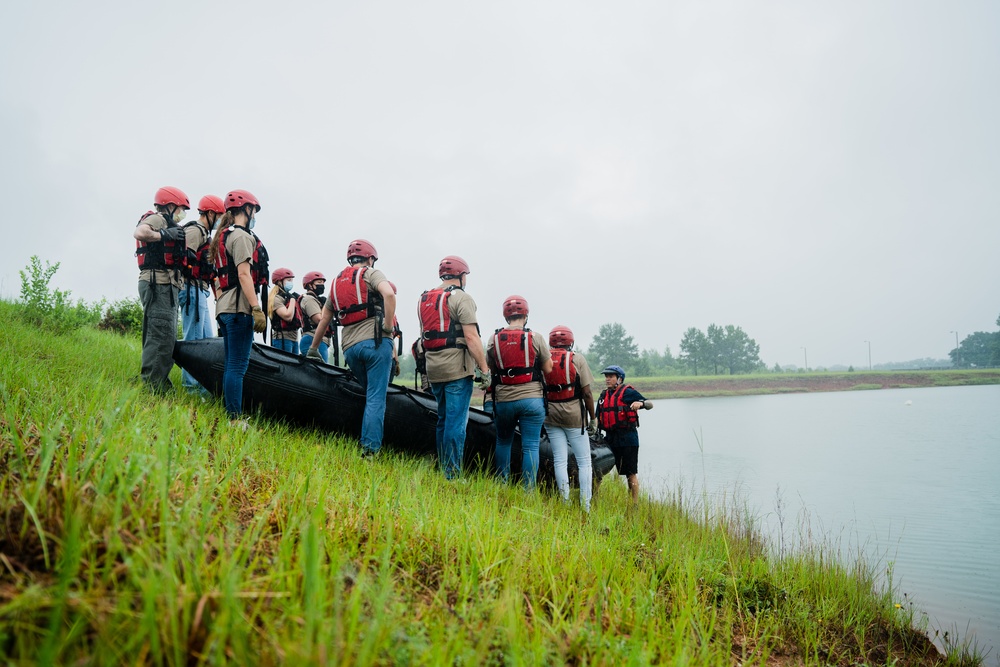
[271,267,294,284]
[502,295,529,319]
[197,194,225,214]
[154,186,190,208]
[225,189,261,212]
[303,271,326,286]
[347,239,378,262]
[549,325,574,348]
[438,255,470,278]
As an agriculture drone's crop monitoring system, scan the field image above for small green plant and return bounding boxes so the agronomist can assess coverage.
[99,297,144,336]
[17,255,104,334]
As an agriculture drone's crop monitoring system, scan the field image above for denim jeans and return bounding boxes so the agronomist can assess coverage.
[138,281,179,393]
[179,284,213,391]
[494,397,546,489]
[430,376,474,479]
[547,425,593,511]
[344,338,394,453]
[299,334,329,363]
[218,312,254,418]
[271,338,298,353]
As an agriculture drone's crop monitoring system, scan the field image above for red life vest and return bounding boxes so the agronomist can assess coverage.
[135,211,185,271]
[419,286,467,351]
[181,220,214,283]
[331,266,379,325]
[490,328,540,386]
[271,290,302,332]
[597,384,639,430]
[214,226,269,293]
[544,348,580,402]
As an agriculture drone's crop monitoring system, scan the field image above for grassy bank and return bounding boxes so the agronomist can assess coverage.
[621,370,1000,400]
[0,304,980,665]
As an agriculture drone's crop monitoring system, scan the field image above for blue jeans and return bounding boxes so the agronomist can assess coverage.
[547,425,593,511]
[344,338,394,453]
[179,284,213,391]
[494,397,546,489]
[430,376,474,479]
[299,334,329,363]
[271,338,298,353]
[218,312,253,418]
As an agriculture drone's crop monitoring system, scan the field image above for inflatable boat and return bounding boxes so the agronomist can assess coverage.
[173,338,616,485]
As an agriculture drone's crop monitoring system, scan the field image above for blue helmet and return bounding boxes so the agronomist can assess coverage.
[601,365,625,380]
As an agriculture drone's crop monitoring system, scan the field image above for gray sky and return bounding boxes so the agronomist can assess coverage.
[2,1,997,369]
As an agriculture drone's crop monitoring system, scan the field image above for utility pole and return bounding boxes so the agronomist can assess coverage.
[801,346,807,371]
[950,331,960,366]
[864,340,871,370]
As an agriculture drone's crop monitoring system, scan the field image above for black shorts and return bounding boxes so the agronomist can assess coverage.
[611,446,638,476]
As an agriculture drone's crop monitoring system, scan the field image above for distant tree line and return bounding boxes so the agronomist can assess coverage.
[950,314,1000,368]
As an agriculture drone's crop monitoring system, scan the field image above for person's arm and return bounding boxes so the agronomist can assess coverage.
[582,385,596,421]
[133,221,161,242]
[237,262,258,309]
[625,388,653,411]
[462,324,489,374]
[309,307,335,351]
[376,280,396,333]
[276,297,295,322]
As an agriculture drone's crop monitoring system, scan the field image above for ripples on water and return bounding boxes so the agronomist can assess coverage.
[638,385,1000,655]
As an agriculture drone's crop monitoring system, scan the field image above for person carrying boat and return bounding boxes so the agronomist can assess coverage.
[596,364,653,503]
[418,255,490,480]
[133,186,190,394]
[209,189,269,428]
[268,267,301,353]
[543,325,596,511]
[178,194,224,396]
[307,240,396,458]
[487,295,553,489]
[299,271,335,362]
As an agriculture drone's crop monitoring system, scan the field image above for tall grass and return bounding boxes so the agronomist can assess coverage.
[0,301,980,665]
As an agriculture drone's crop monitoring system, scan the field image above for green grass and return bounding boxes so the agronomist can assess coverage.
[0,301,982,665]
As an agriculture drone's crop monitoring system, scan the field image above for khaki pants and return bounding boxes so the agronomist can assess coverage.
[139,280,179,392]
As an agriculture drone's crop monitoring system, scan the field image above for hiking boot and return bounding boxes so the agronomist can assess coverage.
[360,448,381,460]
[229,418,250,432]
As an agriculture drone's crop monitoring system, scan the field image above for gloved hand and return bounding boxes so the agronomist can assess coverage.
[393,359,401,376]
[587,418,598,437]
[288,292,301,301]
[159,226,186,243]
[306,347,323,361]
[252,306,266,333]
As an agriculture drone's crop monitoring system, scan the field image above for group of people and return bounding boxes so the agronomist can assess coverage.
[135,186,653,508]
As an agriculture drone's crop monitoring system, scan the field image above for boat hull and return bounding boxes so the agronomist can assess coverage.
[173,338,616,485]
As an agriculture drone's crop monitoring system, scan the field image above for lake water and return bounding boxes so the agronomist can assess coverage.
[633,385,1000,656]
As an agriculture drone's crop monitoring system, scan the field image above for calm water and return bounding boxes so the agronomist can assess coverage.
[635,385,1000,655]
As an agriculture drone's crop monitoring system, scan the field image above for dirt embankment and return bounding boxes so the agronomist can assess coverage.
[617,370,1000,399]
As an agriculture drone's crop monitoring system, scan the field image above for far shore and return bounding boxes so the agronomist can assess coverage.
[612,368,1000,400]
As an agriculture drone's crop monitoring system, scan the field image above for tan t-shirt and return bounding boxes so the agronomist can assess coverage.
[271,291,299,341]
[300,292,332,345]
[423,285,480,384]
[329,267,389,351]
[214,228,257,316]
[487,327,550,403]
[182,221,211,291]
[545,350,595,428]
[137,212,183,288]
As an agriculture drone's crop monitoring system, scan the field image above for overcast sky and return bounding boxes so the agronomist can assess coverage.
[2,1,997,369]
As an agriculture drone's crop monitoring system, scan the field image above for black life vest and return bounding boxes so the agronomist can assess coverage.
[299,293,335,339]
[135,211,185,271]
[181,220,213,283]
[331,266,381,326]
[419,286,467,351]
[271,289,302,332]
[214,226,269,294]
[489,328,540,386]
[597,384,639,430]
[544,348,581,402]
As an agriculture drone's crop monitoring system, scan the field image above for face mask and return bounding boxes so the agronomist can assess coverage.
[313,284,325,296]
[284,281,295,291]
[173,208,188,224]
[248,216,256,230]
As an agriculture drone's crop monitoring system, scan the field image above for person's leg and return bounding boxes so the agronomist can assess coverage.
[141,283,179,392]
[627,474,639,502]
[346,339,393,454]
[196,287,214,339]
[318,341,329,363]
[547,426,571,502]
[430,381,448,472]
[440,376,474,479]
[518,398,546,490]
[493,400,516,482]
[299,334,314,356]
[219,312,253,418]
[566,427,593,511]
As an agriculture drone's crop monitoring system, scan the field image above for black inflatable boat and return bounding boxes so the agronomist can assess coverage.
[173,338,616,485]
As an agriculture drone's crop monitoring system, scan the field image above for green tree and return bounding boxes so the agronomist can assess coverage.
[708,324,763,375]
[679,327,709,375]
[950,331,1000,368]
[588,323,639,371]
